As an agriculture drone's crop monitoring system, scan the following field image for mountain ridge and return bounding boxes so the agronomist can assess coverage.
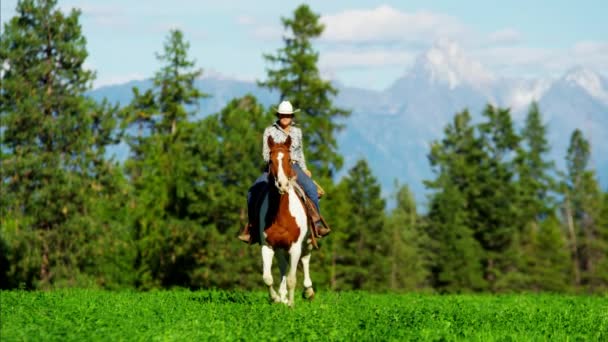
[90,44,608,205]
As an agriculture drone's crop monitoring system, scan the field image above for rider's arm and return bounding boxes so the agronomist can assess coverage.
[293,128,308,172]
[262,127,271,164]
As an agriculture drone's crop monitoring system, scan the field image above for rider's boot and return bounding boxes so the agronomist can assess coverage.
[238,223,252,243]
[315,220,331,237]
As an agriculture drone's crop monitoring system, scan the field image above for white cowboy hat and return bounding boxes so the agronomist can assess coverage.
[274,100,300,115]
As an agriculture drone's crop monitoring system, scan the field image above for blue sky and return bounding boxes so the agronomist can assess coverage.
[2,0,607,90]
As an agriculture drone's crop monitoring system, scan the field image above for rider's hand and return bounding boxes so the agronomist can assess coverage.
[304,169,312,178]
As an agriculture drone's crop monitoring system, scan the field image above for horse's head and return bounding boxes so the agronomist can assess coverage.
[267,136,296,195]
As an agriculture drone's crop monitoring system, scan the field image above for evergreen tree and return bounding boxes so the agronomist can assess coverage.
[503,102,565,292]
[198,96,272,233]
[516,102,555,222]
[596,191,608,289]
[385,183,428,291]
[332,160,387,290]
[425,110,486,292]
[0,0,129,289]
[259,4,350,178]
[526,216,573,292]
[561,129,606,291]
[122,29,209,289]
[476,105,520,288]
[319,179,353,290]
[192,96,273,288]
[425,182,486,292]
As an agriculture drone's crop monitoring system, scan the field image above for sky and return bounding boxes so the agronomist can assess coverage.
[2,0,607,90]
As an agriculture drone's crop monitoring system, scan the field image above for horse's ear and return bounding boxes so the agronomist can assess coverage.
[267,135,275,148]
[284,135,292,147]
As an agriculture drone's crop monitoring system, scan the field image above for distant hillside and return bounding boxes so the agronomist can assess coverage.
[90,43,608,206]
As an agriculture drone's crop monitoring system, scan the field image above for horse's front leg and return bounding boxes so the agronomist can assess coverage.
[276,249,289,304]
[301,243,314,300]
[287,243,302,307]
[261,245,279,303]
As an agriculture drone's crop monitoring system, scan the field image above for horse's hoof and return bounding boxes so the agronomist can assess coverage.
[303,287,315,300]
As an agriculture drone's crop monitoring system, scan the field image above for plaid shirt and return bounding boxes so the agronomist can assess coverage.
[262,122,308,171]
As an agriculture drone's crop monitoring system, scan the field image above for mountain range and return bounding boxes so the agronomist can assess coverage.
[90,40,608,206]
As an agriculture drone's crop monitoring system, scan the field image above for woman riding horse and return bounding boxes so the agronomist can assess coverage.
[238,100,330,243]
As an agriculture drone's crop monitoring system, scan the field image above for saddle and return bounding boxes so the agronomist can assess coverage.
[292,183,330,249]
[247,182,329,249]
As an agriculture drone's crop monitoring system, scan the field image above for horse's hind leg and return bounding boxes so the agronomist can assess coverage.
[261,245,279,303]
[301,244,314,300]
[277,249,289,304]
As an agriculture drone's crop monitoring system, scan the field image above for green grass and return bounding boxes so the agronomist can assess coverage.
[1,290,607,341]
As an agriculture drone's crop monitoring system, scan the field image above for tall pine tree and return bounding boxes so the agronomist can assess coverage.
[516,102,555,223]
[425,110,486,292]
[332,160,387,290]
[122,29,209,289]
[259,4,350,178]
[526,216,572,292]
[476,105,520,289]
[191,96,273,289]
[385,183,428,291]
[561,129,606,291]
[503,102,569,292]
[1,0,129,288]
[597,190,608,289]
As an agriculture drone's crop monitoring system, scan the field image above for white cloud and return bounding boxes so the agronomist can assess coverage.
[235,14,282,41]
[320,5,468,44]
[473,46,555,72]
[94,72,146,88]
[252,25,282,41]
[314,6,606,82]
[62,3,129,28]
[487,28,522,45]
[236,15,256,26]
[571,41,608,70]
[474,40,608,77]
[320,50,416,69]
[573,40,608,55]
[200,68,255,83]
[152,22,186,33]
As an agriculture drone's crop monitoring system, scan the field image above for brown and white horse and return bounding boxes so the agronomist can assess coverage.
[259,135,314,306]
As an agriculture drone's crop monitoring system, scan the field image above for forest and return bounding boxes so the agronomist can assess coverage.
[1,0,607,293]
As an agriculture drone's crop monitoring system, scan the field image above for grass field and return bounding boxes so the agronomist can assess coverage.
[1,289,607,341]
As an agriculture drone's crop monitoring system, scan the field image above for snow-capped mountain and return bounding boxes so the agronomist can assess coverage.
[563,66,608,105]
[336,42,608,204]
[408,39,496,93]
[497,78,553,113]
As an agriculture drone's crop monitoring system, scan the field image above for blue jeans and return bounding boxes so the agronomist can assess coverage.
[247,164,320,215]
[292,164,320,212]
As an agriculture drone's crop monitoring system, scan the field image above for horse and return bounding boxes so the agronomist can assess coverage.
[258,135,315,306]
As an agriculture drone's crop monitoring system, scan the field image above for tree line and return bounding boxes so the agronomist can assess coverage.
[1,0,606,293]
